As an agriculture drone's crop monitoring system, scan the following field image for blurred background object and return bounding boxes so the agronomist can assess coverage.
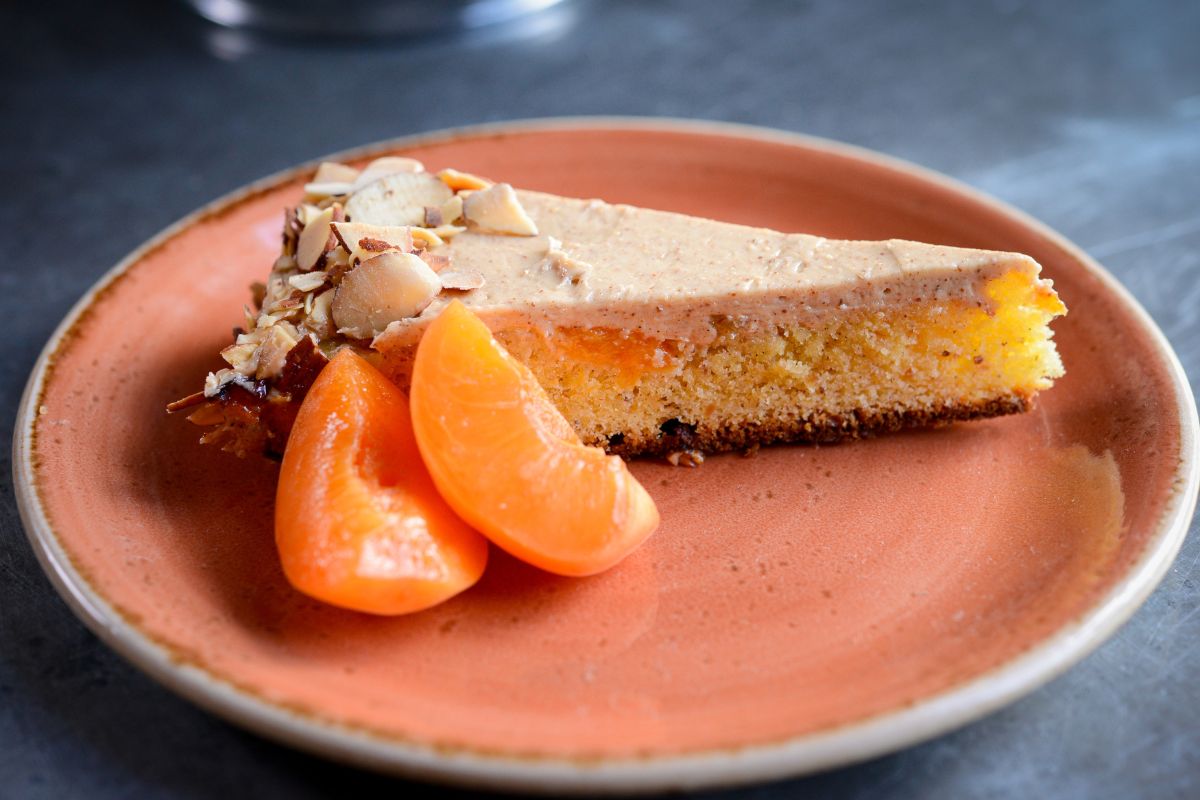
[185,0,570,37]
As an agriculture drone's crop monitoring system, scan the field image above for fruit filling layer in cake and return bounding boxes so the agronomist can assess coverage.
[170,157,1066,459]
[487,269,1063,456]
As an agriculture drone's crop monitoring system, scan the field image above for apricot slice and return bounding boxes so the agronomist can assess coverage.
[276,349,488,614]
[409,301,660,577]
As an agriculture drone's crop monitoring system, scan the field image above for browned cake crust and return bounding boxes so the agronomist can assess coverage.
[176,382,1030,463]
[597,395,1031,458]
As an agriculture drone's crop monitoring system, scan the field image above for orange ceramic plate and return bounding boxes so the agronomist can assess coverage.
[13,120,1199,793]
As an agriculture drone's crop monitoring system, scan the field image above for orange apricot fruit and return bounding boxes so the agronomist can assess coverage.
[276,348,488,614]
[409,300,660,577]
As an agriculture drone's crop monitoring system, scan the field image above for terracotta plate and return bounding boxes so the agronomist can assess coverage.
[14,120,1199,793]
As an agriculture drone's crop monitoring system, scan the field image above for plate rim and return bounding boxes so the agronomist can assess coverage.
[13,116,1200,794]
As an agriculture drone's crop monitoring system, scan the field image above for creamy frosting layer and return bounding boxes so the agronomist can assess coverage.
[375,190,1046,348]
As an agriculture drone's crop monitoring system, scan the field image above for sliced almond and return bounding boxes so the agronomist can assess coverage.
[221,342,259,374]
[345,172,453,226]
[312,161,360,183]
[410,227,445,250]
[419,251,451,272]
[351,156,426,191]
[430,224,467,240]
[439,269,485,291]
[437,168,493,192]
[304,181,355,198]
[331,221,414,264]
[288,271,328,293]
[462,183,538,235]
[296,206,336,270]
[255,323,300,381]
[325,245,350,269]
[307,289,336,336]
[204,369,232,397]
[296,203,324,226]
[438,194,464,225]
[332,252,442,339]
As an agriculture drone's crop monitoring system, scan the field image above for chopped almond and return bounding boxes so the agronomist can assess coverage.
[351,156,425,190]
[439,269,485,291]
[297,206,336,271]
[419,252,452,272]
[331,221,414,264]
[255,323,301,380]
[312,161,360,183]
[436,168,493,192]
[410,227,445,250]
[288,271,328,293]
[303,181,355,198]
[462,183,538,236]
[439,195,464,225]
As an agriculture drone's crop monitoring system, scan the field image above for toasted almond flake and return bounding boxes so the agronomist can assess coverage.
[221,342,259,374]
[263,274,290,311]
[203,370,224,396]
[332,252,442,339]
[666,449,705,467]
[296,203,325,226]
[331,221,414,264]
[439,268,485,291]
[439,195,464,225]
[279,318,300,337]
[304,181,355,197]
[410,227,445,249]
[296,206,336,270]
[307,289,336,335]
[166,391,207,413]
[351,156,426,191]
[326,246,350,267]
[436,168,493,191]
[462,183,538,235]
[419,252,451,272]
[430,224,467,240]
[186,403,226,426]
[255,323,300,381]
[288,271,328,293]
[313,161,360,183]
[345,172,453,227]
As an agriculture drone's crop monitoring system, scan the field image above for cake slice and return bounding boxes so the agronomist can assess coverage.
[170,157,1066,459]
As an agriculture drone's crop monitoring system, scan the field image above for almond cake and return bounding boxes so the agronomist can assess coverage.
[169,156,1067,460]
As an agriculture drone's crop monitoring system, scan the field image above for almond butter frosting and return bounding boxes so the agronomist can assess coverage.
[375,190,1046,349]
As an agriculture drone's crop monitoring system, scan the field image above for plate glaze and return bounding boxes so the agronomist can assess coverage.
[14,119,1198,793]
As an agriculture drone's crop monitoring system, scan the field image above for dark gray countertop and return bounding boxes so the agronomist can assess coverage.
[2,0,1198,797]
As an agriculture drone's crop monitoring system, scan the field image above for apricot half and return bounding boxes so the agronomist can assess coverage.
[276,349,488,614]
[409,301,660,576]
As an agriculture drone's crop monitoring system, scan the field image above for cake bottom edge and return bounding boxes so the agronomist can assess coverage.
[596,394,1032,459]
